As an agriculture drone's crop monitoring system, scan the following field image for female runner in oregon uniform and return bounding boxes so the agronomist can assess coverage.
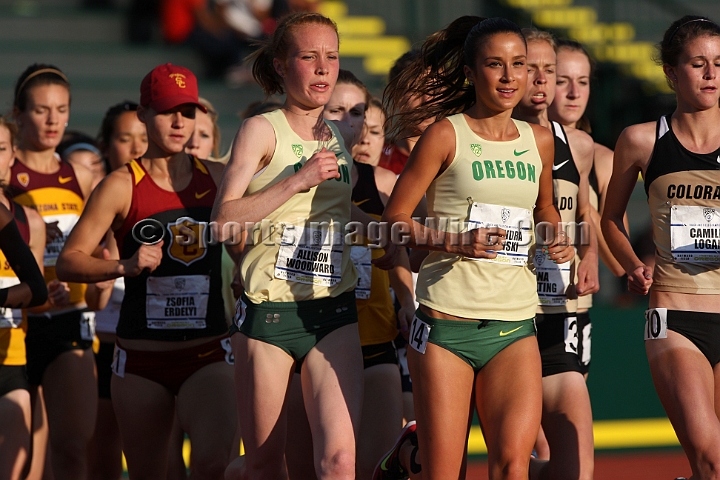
[8,64,96,479]
[57,63,237,479]
[211,12,395,479]
[86,100,148,480]
[512,29,598,480]
[602,16,720,480]
[376,16,574,480]
[0,117,47,480]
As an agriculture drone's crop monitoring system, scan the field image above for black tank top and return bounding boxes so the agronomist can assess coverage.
[352,162,385,218]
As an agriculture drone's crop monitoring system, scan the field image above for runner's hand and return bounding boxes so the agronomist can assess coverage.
[627,264,652,295]
[397,303,414,339]
[47,279,71,307]
[448,226,506,259]
[46,220,62,243]
[120,241,164,277]
[372,240,400,270]
[543,231,575,264]
[293,148,341,192]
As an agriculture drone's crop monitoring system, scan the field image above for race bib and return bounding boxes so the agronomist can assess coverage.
[644,308,668,340]
[581,322,592,365]
[0,277,22,328]
[534,250,572,305]
[146,275,209,329]
[44,214,79,267]
[233,297,247,329]
[468,203,532,266]
[80,311,96,341]
[409,315,431,354]
[274,225,343,286]
[670,205,720,263]
[220,337,234,365]
[564,316,578,354]
[112,344,127,377]
[350,246,372,300]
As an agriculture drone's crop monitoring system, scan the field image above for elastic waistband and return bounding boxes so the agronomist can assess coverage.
[28,308,89,322]
[665,310,720,322]
[415,308,532,327]
[116,335,229,358]
[244,290,355,312]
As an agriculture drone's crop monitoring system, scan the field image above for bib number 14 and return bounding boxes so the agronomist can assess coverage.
[409,316,432,354]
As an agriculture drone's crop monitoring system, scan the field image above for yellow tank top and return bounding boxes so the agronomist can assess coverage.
[241,109,358,303]
[416,114,542,321]
[0,247,27,365]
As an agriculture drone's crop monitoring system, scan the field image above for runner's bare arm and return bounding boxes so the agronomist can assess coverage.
[57,170,161,283]
[592,143,627,276]
[601,122,655,294]
[569,128,599,295]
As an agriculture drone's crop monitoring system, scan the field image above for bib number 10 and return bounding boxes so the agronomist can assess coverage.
[644,308,668,340]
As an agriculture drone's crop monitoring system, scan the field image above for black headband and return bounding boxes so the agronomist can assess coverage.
[668,18,717,44]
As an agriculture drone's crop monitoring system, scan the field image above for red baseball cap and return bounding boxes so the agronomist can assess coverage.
[140,63,207,113]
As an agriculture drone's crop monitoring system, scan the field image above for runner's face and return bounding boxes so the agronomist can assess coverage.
[278,24,339,109]
[467,32,528,113]
[324,83,366,147]
[143,104,196,155]
[352,106,385,165]
[108,111,148,170]
[185,109,215,159]
[520,40,556,113]
[0,126,15,179]
[549,49,591,127]
[670,34,720,110]
[18,84,70,151]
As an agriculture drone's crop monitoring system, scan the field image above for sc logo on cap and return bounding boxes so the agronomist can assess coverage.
[132,218,165,245]
[169,73,186,88]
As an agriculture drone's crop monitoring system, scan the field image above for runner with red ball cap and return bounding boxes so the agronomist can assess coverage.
[57,63,236,479]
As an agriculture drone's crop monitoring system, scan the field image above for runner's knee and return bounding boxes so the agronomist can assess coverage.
[319,448,355,479]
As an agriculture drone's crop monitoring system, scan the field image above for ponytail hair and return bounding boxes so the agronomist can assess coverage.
[383,16,525,141]
[248,12,338,96]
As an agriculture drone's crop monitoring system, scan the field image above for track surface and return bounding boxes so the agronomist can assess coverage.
[466,450,690,479]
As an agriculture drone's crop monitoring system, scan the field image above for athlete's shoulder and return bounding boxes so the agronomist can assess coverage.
[373,165,398,199]
[528,122,553,147]
[23,204,44,231]
[423,116,455,139]
[619,121,656,148]
[566,127,594,153]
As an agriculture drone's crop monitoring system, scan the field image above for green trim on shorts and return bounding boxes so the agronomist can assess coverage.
[237,290,358,362]
[414,309,535,371]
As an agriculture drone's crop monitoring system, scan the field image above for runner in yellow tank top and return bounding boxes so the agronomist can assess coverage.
[0,117,47,480]
[602,16,720,480]
[211,13,398,480]
[376,16,574,480]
